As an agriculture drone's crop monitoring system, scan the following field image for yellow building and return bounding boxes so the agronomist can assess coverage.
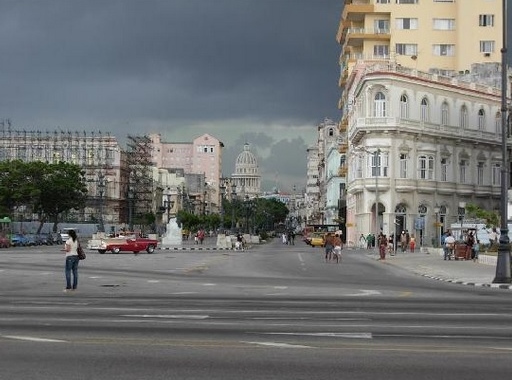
[337,0,502,77]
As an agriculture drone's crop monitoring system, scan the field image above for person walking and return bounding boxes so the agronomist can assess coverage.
[472,239,480,262]
[444,232,455,260]
[359,234,366,249]
[64,229,80,292]
[400,231,407,253]
[378,233,387,260]
[409,234,416,252]
[332,233,343,263]
[324,233,335,262]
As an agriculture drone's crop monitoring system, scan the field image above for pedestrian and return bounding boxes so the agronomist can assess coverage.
[409,234,416,252]
[332,233,343,263]
[444,232,455,260]
[400,231,407,252]
[366,233,373,249]
[378,233,387,260]
[359,234,366,249]
[472,239,480,262]
[64,229,80,292]
[324,233,334,262]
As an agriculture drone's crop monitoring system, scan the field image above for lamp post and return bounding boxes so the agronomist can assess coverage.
[127,187,134,232]
[434,205,440,248]
[219,182,226,231]
[231,182,237,233]
[494,0,512,283]
[163,187,173,223]
[97,172,106,233]
[374,149,381,245]
[458,202,466,242]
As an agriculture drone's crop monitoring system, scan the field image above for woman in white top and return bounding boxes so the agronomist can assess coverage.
[64,229,80,291]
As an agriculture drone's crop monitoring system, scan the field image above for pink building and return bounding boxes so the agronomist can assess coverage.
[149,133,224,207]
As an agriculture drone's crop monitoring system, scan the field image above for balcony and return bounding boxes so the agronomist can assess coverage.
[394,178,416,193]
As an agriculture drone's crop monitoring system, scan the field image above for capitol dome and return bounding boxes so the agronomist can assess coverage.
[235,143,258,174]
[232,143,261,198]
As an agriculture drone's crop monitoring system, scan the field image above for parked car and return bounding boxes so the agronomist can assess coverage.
[24,234,40,246]
[11,233,30,247]
[90,236,159,254]
[0,235,10,248]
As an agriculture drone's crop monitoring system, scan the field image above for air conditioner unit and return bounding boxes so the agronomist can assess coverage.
[484,52,491,57]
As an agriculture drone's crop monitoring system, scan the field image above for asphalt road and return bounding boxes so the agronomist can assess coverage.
[0,240,511,379]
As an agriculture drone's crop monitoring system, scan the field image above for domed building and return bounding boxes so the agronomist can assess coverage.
[232,143,261,198]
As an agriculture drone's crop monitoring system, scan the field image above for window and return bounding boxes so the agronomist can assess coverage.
[400,94,409,118]
[478,109,485,131]
[441,158,448,182]
[459,105,468,129]
[374,45,389,56]
[374,19,390,33]
[479,14,495,27]
[492,163,501,186]
[420,98,429,122]
[368,151,388,177]
[399,153,408,178]
[477,162,484,185]
[396,43,418,56]
[459,159,468,183]
[374,92,386,117]
[433,19,455,30]
[480,41,495,53]
[396,0,418,3]
[433,44,455,56]
[377,0,390,3]
[396,18,418,30]
[418,155,434,180]
[441,102,449,126]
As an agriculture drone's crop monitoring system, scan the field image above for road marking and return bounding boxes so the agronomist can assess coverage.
[345,289,381,297]
[243,341,312,349]
[273,286,288,289]
[202,283,216,286]
[262,332,372,339]
[122,314,209,319]
[147,280,160,283]
[2,335,66,343]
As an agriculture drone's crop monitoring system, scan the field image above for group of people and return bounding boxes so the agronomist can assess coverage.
[281,230,295,245]
[323,232,343,263]
[441,230,480,261]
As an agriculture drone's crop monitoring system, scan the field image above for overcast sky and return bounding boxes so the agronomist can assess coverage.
[0,0,343,192]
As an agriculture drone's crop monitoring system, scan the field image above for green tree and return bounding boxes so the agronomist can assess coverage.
[37,162,88,232]
[465,203,499,228]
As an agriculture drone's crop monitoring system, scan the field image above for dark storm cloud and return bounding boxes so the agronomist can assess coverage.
[0,0,342,128]
[0,0,342,191]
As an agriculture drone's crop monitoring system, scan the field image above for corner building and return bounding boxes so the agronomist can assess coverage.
[337,1,506,247]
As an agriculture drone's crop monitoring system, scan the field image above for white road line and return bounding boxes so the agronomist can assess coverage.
[345,289,381,297]
[262,332,372,339]
[2,335,67,343]
[243,341,312,349]
[121,314,209,319]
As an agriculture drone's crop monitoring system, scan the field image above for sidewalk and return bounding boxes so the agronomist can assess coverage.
[358,247,512,290]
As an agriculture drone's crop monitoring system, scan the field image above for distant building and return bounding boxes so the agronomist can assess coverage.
[231,143,261,199]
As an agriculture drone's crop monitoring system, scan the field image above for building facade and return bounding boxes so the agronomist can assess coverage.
[231,143,261,199]
[337,1,506,247]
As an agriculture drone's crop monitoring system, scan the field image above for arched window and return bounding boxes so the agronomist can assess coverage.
[420,97,429,122]
[478,109,485,131]
[328,128,334,136]
[374,92,386,117]
[441,102,449,126]
[400,94,409,118]
[459,105,468,128]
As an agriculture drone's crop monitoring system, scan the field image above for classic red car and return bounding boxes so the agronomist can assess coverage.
[90,236,158,254]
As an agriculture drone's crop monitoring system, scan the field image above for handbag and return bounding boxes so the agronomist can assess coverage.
[77,242,86,260]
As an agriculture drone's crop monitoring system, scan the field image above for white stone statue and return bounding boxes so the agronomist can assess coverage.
[162,218,182,246]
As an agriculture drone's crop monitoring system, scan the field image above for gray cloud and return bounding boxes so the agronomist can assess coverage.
[0,0,342,191]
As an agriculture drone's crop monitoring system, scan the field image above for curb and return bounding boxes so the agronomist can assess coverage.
[419,273,512,290]
[158,246,234,251]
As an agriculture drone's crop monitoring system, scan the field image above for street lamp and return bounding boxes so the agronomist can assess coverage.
[493,0,511,283]
[458,201,466,233]
[219,182,226,231]
[163,187,174,223]
[127,186,134,232]
[434,205,440,248]
[230,182,237,233]
[97,172,106,233]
